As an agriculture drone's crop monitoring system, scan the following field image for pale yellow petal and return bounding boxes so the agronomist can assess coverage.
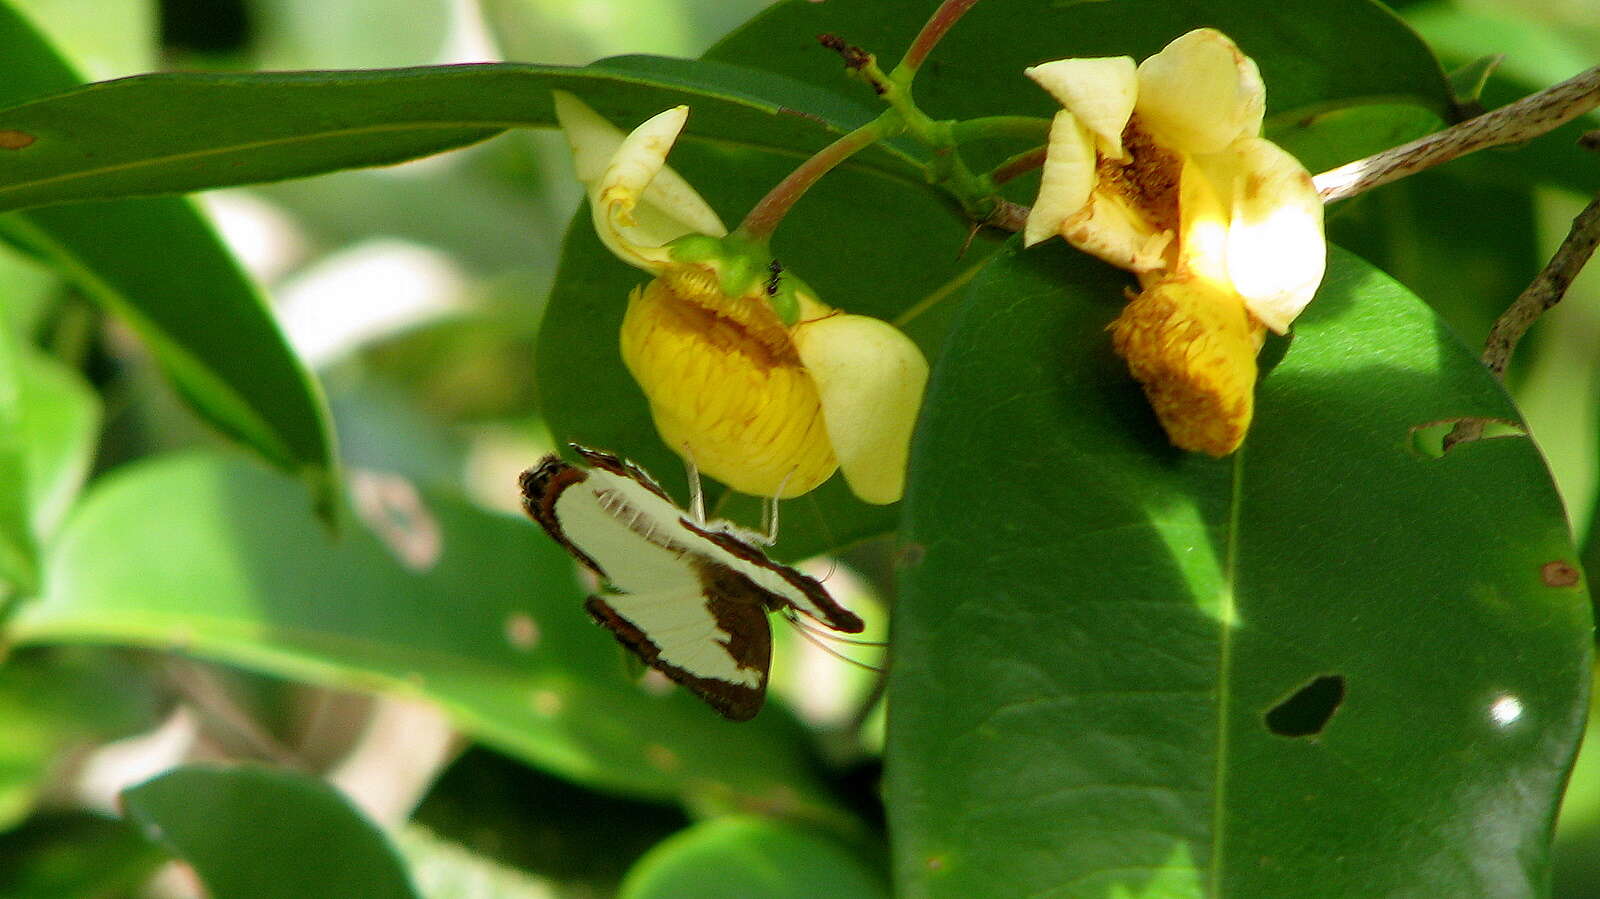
[1064,192,1172,274]
[1212,138,1325,333]
[791,314,928,504]
[555,94,727,273]
[1024,56,1137,159]
[1172,154,1232,289]
[1026,110,1097,247]
[1134,29,1265,154]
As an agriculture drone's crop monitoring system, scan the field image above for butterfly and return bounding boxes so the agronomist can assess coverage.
[519,445,864,720]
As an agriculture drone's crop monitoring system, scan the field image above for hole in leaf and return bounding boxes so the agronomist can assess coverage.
[1265,675,1345,737]
[1407,418,1525,459]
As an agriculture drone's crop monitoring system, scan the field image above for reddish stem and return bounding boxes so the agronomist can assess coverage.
[899,0,984,75]
[737,123,887,241]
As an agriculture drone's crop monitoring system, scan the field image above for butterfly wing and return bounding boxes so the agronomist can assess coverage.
[586,585,772,721]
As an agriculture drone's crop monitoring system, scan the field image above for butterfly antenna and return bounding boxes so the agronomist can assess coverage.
[681,444,706,525]
[782,608,890,647]
[783,613,884,673]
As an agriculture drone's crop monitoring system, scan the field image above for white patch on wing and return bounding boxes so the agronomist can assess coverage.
[554,468,699,593]
[603,589,762,687]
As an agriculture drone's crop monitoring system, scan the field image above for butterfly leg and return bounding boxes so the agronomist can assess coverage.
[756,466,799,546]
[681,443,706,525]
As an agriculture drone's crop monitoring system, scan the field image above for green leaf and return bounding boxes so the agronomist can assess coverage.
[18,350,98,542]
[0,3,339,518]
[619,817,888,899]
[0,56,908,213]
[0,311,37,594]
[887,243,1591,895]
[11,452,846,812]
[0,813,166,898]
[1403,1,1600,199]
[0,649,163,831]
[121,765,420,899]
[710,0,1455,122]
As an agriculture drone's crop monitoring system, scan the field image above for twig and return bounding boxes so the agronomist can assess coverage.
[1315,65,1600,203]
[738,119,889,240]
[1445,143,1600,450]
[898,0,984,76]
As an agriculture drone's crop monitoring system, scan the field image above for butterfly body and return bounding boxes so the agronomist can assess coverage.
[520,446,862,720]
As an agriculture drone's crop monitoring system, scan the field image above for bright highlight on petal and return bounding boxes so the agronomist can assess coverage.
[1024,56,1138,159]
[1217,138,1326,333]
[1022,29,1325,456]
[792,314,929,505]
[1134,28,1265,154]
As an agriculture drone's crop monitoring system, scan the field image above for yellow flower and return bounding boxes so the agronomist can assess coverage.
[554,93,927,503]
[1023,29,1325,455]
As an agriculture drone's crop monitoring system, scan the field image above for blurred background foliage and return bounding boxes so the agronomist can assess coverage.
[0,0,1597,895]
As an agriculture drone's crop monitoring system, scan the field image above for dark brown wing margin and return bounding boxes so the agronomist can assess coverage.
[585,589,771,721]
[682,521,864,634]
[518,456,607,579]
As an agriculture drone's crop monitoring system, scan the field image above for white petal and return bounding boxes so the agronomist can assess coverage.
[1134,29,1265,154]
[553,90,622,186]
[1025,110,1096,247]
[1024,56,1137,159]
[553,93,727,273]
[792,314,928,505]
[1215,138,1326,333]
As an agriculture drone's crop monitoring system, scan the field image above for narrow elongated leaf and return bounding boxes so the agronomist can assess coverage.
[0,4,337,516]
[0,56,907,213]
[121,765,420,899]
[12,452,844,812]
[888,243,1590,895]
[620,817,888,899]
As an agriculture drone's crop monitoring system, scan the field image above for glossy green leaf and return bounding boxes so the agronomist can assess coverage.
[121,765,420,899]
[711,0,1454,123]
[0,4,338,517]
[0,56,907,213]
[11,452,844,812]
[619,817,888,899]
[887,243,1591,895]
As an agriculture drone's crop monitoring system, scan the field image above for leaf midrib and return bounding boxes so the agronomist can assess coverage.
[1210,448,1247,894]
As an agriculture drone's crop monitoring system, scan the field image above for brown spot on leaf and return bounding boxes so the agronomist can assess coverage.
[1541,560,1580,587]
[0,130,35,149]
[896,542,926,568]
